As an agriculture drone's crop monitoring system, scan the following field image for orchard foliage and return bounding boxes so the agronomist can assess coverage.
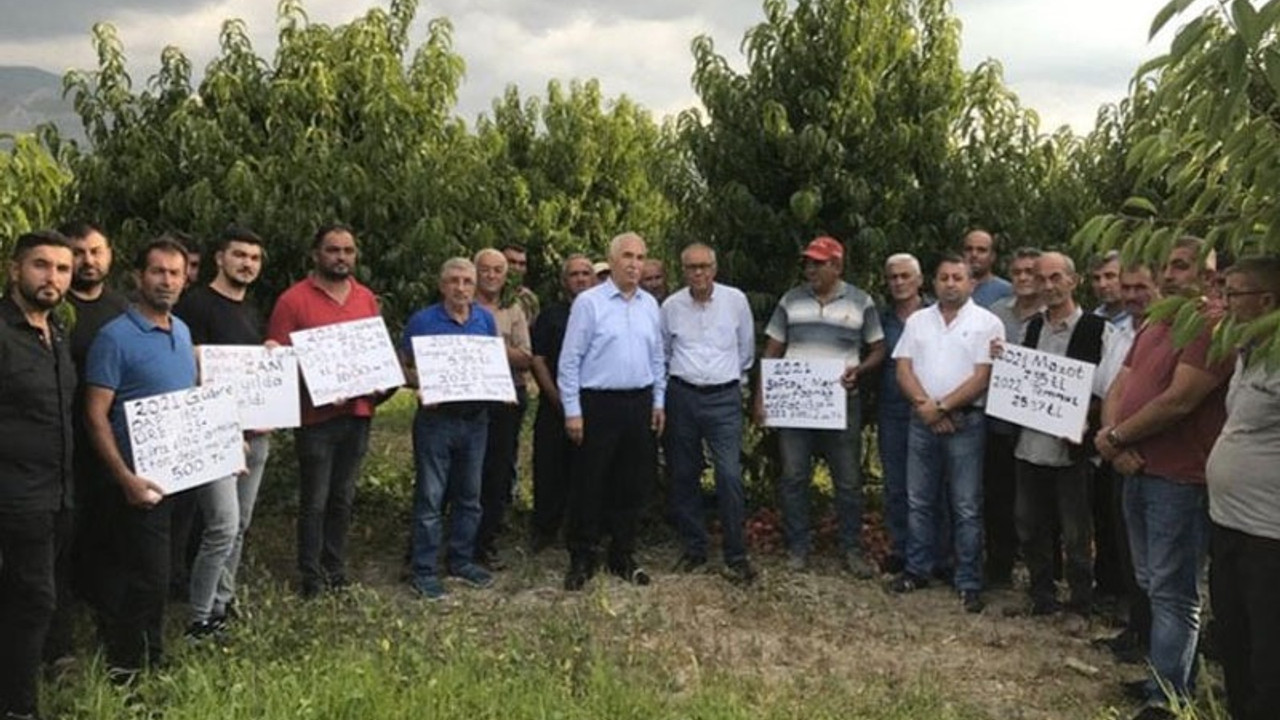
[0,130,74,253]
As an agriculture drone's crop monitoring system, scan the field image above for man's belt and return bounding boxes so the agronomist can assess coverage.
[670,376,738,393]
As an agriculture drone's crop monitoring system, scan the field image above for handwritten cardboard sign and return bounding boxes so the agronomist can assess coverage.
[198,345,301,430]
[761,358,847,430]
[986,344,1096,442]
[125,384,246,494]
[290,317,405,407]
[412,334,515,405]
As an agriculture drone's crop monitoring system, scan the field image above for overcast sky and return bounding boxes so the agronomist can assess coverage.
[0,0,1205,134]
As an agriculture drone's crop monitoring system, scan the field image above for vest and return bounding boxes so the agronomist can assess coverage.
[1021,311,1106,459]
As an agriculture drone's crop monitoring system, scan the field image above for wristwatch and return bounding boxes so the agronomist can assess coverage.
[1106,427,1124,448]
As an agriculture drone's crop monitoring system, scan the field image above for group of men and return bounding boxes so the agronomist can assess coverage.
[2,221,1277,720]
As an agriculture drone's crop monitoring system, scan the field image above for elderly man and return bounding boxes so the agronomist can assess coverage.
[399,258,499,600]
[984,246,1043,586]
[1097,237,1233,715]
[890,254,1005,613]
[559,232,665,590]
[1206,256,1280,720]
[473,248,533,569]
[1008,252,1108,615]
[529,255,595,551]
[755,236,884,576]
[662,243,756,583]
[962,229,1012,308]
[267,224,384,598]
[0,231,75,720]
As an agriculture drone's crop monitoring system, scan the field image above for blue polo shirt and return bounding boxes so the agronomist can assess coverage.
[402,302,497,351]
[85,306,197,467]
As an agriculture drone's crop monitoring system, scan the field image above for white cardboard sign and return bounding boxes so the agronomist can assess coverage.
[412,334,516,405]
[197,345,301,430]
[760,358,847,430]
[986,344,1096,442]
[290,317,405,407]
[125,384,246,494]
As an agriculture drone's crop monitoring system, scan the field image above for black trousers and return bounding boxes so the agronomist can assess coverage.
[1093,462,1127,596]
[566,388,656,567]
[1210,522,1280,720]
[42,507,75,662]
[1014,459,1094,606]
[295,415,371,588]
[0,510,56,715]
[531,396,571,542]
[983,429,1018,581]
[478,386,527,554]
[103,497,179,670]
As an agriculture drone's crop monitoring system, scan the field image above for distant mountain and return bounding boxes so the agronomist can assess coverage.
[0,66,86,143]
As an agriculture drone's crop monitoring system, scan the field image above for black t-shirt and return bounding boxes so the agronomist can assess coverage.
[531,300,572,384]
[174,284,264,345]
[69,287,129,373]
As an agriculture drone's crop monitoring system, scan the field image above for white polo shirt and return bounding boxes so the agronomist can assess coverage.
[891,298,1004,402]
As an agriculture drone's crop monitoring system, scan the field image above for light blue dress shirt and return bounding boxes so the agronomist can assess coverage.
[557,278,665,417]
[660,282,754,388]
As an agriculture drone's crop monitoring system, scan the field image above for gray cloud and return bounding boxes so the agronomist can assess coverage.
[0,0,210,40]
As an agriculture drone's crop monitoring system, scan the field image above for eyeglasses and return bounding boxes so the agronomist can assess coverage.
[1224,289,1270,299]
[682,263,714,272]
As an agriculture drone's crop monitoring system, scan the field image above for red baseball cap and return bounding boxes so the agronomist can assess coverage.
[801,236,844,262]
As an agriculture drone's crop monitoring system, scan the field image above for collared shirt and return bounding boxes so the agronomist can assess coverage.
[485,302,531,389]
[764,280,884,366]
[1015,306,1084,467]
[989,295,1044,344]
[661,282,754,388]
[1116,314,1233,484]
[557,278,665,417]
[1207,353,1280,540]
[891,298,1004,402]
[403,302,498,413]
[971,275,1013,309]
[267,275,382,426]
[1092,303,1133,333]
[0,296,76,512]
[85,306,197,470]
[878,298,930,419]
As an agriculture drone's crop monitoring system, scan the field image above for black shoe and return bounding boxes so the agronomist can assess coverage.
[1122,679,1151,703]
[880,554,906,575]
[564,560,595,591]
[961,590,985,614]
[890,572,928,594]
[931,565,955,585]
[609,558,651,586]
[1096,629,1147,665]
[724,559,757,586]
[184,620,224,642]
[327,575,351,592]
[476,546,507,572]
[673,553,708,573]
[299,579,324,600]
[1030,597,1061,616]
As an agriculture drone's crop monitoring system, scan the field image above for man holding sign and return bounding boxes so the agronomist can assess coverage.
[400,257,500,600]
[890,253,1004,613]
[755,236,884,577]
[1006,252,1108,616]
[84,237,215,674]
[267,223,383,599]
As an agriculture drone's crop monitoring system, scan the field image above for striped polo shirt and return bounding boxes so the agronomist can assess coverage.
[765,280,884,365]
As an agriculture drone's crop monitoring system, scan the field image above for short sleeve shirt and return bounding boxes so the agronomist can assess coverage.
[765,281,884,366]
[1116,315,1233,484]
[892,299,1004,402]
[1206,354,1280,539]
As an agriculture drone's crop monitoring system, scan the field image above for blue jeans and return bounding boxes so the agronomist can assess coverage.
[778,393,863,557]
[214,434,270,615]
[665,380,747,564]
[879,410,952,565]
[410,408,488,579]
[905,411,985,591]
[1123,474,1208,704]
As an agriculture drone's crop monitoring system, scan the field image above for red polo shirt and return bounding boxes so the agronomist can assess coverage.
[267,275,382,426]
[1117,313,1233,484]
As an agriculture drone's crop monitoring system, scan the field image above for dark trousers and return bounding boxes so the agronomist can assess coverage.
[478,386,526,554]
[532,397,571,542]
[1210,522,1280,720]
[1014,459,1094,607]
[983,429,1018,582]
[42,507,75,662]
[1093,462,1127,596]
[295,415,371,588]
[0,510,56,715]
[103,498,177,670]
[566,389,655,568]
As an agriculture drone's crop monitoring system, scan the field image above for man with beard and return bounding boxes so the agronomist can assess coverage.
[502,243,540,327]
[0,231,76,720]
[1097,237,1233,717]
[267,224,383,599]
[173,226,270,635]
[42,222,129,668]
[890,254,1005,613]
[559,232,665,590]
[528,254,595,552]
[84,237,197,676]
